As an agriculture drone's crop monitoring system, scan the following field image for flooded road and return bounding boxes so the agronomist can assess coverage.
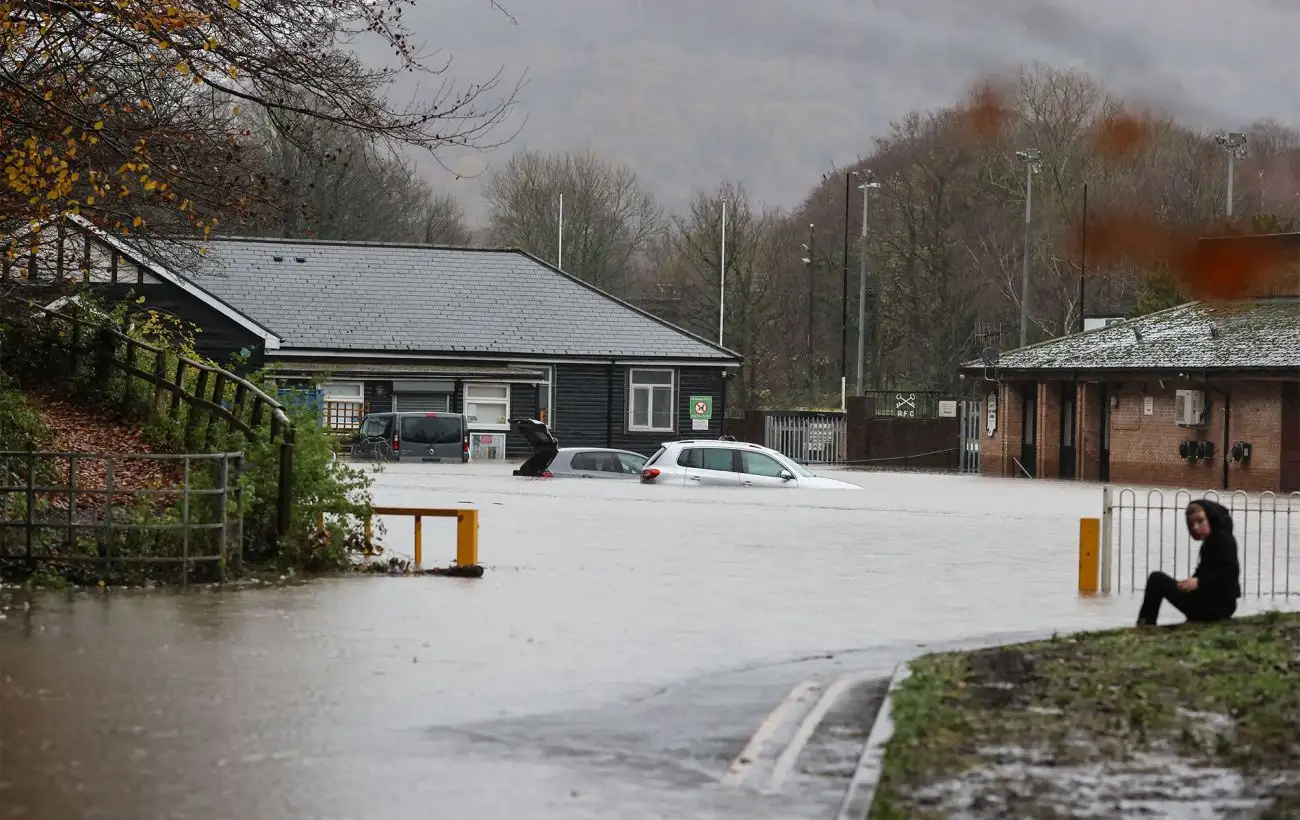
[2,466,1292,818]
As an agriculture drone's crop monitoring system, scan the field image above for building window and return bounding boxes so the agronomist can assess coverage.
[322,381,364,431]
[464,383,510,429]
[628,368,675,432]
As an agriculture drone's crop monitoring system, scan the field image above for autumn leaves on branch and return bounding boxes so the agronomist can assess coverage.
[0,0,519,251]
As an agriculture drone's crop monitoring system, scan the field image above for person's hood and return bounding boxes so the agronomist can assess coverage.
[1194,499,1234,537]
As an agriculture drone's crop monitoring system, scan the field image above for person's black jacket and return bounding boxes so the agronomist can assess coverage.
[1192,500,1242,600]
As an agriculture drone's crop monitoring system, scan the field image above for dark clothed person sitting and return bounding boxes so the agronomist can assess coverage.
[1137,500,1241,626]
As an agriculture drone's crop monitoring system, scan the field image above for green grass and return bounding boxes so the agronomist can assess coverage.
[869,611,1300,819]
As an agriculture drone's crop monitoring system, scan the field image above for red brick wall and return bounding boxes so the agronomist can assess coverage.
[1105,380,1282,491]
[981,381,1029,478]
[1037,381,1061,479]
[1077,382,1102,482]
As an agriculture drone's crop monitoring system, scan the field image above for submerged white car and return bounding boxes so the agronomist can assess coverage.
[639,440,861,489]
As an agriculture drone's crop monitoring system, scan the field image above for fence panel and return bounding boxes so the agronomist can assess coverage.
[0,450,244,583]
[1103,486,1299,597]
[763,413,847,464]
[863,390,945,419]
[959,399,981,474]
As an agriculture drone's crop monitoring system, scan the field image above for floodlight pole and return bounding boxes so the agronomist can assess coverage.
[1017,149,1042,349]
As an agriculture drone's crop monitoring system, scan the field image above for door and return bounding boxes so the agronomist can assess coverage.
[1059,383,1077,480]
[1020,386,1037,478]
[678,446,741,486]
[1284,384,1300,492]
[394,392,451,413]
[738,450,797,488]
[1099,385,1111,482]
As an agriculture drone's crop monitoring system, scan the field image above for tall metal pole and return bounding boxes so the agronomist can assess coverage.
[1078,183,1088,334]
[557,193,564,269]
[806,224,815,373]
[855,182,871,395]
[841,174,850,384]
[719,198,727,346]
[1019,160,1034,349]
[1226,152,1235,218]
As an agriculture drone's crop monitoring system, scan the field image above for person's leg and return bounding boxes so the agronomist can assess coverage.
[1137,571,1179,625]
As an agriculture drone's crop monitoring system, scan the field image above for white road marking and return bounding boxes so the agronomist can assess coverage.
[720,680,820,787]
[762,670,878,794]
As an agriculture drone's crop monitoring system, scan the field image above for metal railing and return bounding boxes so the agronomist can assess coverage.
[0,451,243,582]
[1101,486,1299,597]
[763,413,848,464]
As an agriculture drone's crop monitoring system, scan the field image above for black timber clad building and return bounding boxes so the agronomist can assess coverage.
[42,218,742,459]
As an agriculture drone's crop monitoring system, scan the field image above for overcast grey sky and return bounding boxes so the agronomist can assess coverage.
[380,0,1300,225]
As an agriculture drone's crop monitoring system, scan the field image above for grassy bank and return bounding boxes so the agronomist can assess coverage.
[869,611,1300,819]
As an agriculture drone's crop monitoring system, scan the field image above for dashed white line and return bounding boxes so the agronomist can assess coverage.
[721,680,820,787]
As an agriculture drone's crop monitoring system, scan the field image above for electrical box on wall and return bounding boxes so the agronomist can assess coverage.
[1174,389,1207,427]
[1231,441,1253,463]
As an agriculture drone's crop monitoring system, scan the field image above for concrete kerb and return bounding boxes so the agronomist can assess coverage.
[834,662,913,820]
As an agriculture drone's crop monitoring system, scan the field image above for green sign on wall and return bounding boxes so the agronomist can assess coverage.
[689,395,713,420]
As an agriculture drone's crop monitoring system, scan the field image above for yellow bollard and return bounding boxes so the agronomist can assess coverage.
[456,509,479,567]
[413,514,423,567]
[1078,517,1100,594]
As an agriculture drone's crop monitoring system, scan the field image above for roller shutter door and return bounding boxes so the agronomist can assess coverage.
[393,392,451,413]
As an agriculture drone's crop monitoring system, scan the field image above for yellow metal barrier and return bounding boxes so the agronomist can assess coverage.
[365,506,480,568]
[1078,517,1100,594]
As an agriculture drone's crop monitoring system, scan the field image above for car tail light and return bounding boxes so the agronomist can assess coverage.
[392,435,399,452]
[541,470,553,478]
[641,468,660,482]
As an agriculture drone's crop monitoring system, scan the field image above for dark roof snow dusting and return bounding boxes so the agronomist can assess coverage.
[964,299,1300,372]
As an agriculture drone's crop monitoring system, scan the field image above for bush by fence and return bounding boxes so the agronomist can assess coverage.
[0,291,374,575]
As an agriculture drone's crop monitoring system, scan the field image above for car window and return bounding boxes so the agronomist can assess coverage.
[361,416,389,438]
[699,448,734,472]
[571,452,616,472]
[616,453,646,473]
[400,415,462,445]
[741,451,787,477]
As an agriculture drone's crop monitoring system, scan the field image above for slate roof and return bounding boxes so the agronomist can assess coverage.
[962,299,1300,372]
[181,237,740,361]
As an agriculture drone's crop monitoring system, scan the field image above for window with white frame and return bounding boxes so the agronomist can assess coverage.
[628,368,675,432]
[464,383,510,429]
[322,381,365,431]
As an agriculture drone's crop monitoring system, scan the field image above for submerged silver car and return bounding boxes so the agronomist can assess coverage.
[639,439,861,489]
[510,417,647,479]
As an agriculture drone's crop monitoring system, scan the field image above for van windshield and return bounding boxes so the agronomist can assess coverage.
[400,415,462,445]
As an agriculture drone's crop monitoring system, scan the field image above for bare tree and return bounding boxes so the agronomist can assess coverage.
[483,149,661,295]
[231,110,470,244]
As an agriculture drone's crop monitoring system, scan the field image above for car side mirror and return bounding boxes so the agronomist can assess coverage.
[779,470,794,481]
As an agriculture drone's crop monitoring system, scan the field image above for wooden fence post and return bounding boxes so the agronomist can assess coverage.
[186,369,208,450]
[276,422,294,538]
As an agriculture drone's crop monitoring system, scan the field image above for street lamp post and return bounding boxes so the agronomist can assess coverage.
[1016,149,1043,349]
[1214,132,1247,218]
[800,223,816,389]
[852,171,880,395]
[719,197,727,346]
[841,173,851,390]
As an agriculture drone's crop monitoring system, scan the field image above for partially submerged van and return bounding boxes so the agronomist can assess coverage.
[353,411,469,463]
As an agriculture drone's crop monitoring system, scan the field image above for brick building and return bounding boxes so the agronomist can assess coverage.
[962,297,1300,492]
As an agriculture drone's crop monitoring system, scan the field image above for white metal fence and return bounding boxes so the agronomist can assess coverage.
[958,399,981,474]
[763,413,848,464]
[1102,486,1300,598]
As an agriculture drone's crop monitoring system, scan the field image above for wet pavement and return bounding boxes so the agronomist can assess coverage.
[2,465,1296,819]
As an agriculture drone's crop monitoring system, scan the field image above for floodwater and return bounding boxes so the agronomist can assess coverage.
[2,465,1295,819]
